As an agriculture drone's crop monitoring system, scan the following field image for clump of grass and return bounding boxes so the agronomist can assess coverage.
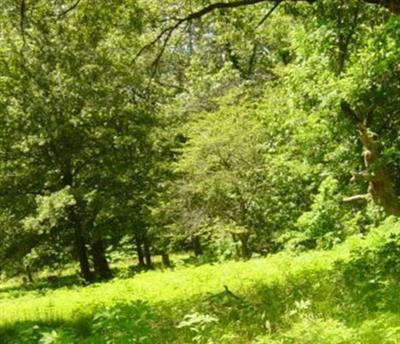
[71,314,93,339]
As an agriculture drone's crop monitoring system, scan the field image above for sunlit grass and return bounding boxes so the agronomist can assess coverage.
[1,235,399,343]
[0,249,344,327]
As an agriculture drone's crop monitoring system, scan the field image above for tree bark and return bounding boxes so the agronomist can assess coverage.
[341,102,400,216]
[91,239,112,280]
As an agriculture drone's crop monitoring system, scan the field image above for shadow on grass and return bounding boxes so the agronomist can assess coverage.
[2,256,399,343]
[0,274,84,299]
[0,261,179,301]
[0,299,180,344]
[0,271,340,344]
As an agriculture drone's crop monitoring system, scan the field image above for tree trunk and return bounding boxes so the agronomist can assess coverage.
[74,225,93,283]
[135,235,145,267]
[231,233,241,258]
[70,206,93,283]
[143,235,152,268]
[61,159,93,283]
[75,235,92,282]
[341,102,400,216]
[161,252,171,267]
[192,235,203,256]
[25,265,33,283]
[91,239,112,280]
[238,233,251,259]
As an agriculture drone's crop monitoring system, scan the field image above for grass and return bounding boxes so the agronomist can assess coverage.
[1,229,400,343]
[0,250,339,325]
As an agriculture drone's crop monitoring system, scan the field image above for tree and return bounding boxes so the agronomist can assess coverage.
[0,0,160,281]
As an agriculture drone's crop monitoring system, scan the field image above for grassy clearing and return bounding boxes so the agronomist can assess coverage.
[1,232,400,343]
[0,250,340,325]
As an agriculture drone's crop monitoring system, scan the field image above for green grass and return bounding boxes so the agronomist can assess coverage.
[0,250,339,325]
[1,232,400,343]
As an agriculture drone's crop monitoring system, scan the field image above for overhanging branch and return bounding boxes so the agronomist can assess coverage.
[135,0,400,71]
[134,0,285,65]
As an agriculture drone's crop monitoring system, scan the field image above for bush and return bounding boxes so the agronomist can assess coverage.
[338,217,400,312]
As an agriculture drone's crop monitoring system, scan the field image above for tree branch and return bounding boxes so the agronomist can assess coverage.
[181,0,273,20]
[257,0,283,27]
[225,42,247,77]
[135,0,400,72]
[350,170,375,182]
[343,194,369,203]
[20,0,26,44]
[57,0,81,20]
[134,0,282,66]
[340,100,363,127]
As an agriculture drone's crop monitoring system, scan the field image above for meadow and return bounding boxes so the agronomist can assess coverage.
[2,220,400,343]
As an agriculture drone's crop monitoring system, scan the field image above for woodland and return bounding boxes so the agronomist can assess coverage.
[1,0,400,343]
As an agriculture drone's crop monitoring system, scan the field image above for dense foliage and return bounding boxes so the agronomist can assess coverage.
[1,0,400,342]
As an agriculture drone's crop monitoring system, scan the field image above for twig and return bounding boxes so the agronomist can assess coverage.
[57,0,81,20]
[20,0,26,44]
[257,0,283,27]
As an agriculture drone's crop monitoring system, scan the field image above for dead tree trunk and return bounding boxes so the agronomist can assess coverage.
[341,101,400,216]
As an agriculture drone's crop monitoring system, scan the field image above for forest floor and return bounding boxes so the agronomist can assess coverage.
[1,239,399,343]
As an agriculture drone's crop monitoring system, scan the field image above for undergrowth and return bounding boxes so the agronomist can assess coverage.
[2,219,400,343]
